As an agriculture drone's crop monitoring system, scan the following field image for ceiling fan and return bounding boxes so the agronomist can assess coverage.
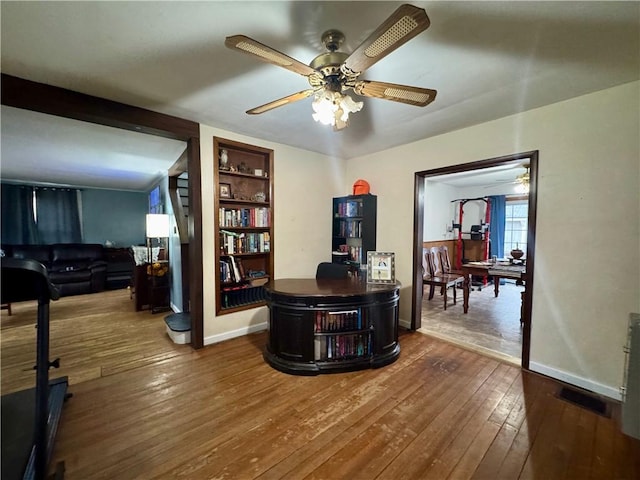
[225,3,437,130]
[514,164,530,193]
[481,164,530,193]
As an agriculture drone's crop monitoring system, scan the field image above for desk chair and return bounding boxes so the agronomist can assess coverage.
[422,250,464,310]
[316,262,350,279]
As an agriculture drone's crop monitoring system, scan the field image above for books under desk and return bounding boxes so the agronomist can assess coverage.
[314,309,373,362]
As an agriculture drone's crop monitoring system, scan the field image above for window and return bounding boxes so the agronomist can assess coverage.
[504,199,528,254]
[0,183,82,244]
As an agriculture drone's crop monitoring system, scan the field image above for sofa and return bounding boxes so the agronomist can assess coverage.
[2,243,107,297]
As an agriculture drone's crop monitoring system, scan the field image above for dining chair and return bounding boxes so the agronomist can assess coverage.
[437,245,463,275]
[422,250,464,310]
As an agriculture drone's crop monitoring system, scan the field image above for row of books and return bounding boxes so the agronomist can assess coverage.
[335,200,363,218]
[220,255,245,283]
[314,333,372,361]
[221,285,266,309]
[335,219,363,238]
[333,245,363,264]
[219,207,270,228]
[314,309,367,333]
[221,231,270,254]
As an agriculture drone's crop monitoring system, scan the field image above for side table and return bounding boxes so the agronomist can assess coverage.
[133,263,171,313]
[149,273,170,314]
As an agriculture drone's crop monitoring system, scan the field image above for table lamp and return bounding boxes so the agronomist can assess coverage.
[145,214,170,263]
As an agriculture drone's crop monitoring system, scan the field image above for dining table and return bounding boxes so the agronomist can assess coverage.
[461,261,526,314]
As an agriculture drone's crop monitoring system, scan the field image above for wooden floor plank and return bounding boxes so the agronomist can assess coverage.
[2,290,638,480]
[372,361,504,479]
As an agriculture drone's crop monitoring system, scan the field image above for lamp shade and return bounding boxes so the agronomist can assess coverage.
[146,214,170,238]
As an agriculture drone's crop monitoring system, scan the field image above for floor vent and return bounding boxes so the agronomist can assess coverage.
[557,387,611,418]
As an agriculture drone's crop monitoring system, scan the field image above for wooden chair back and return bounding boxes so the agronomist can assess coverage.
[425,250,438,277]
[429,247,444,275]
[439,246,454,273]
[422,248,430,277]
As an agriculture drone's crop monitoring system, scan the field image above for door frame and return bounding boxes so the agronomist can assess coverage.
[411,150,539,368]
[1,74,205,348]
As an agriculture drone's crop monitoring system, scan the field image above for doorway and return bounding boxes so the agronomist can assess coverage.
[1,74,204,348]
[411,151,538,368]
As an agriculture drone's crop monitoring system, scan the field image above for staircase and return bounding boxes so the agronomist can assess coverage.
[169,172,189,243]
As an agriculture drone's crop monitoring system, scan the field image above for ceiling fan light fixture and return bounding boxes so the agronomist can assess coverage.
[514,166,530,193]
[312,90,363,127]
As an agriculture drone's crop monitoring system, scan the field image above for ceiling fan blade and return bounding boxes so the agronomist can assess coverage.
[353,80,436,107]
[246,89,316,115]
[342,4,430,75]
[225,35,319,78]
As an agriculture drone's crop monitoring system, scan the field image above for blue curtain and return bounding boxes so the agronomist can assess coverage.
[489,195,506,258]
[1,183,40,245]
[35,187,82,244]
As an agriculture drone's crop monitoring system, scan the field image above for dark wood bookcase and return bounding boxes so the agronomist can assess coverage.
[331,194,377,266]
[213,137,274,315]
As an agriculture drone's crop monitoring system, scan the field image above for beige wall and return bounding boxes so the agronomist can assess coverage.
[344,81,640,399]
[199,125,345,342]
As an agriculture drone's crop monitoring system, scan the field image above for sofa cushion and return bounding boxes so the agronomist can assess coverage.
[49,269,92,283]
[51,244,104,263]
[51,260,92,273]
[9,245,51,267]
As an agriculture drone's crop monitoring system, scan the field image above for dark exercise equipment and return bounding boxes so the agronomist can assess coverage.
[1,258,70,480]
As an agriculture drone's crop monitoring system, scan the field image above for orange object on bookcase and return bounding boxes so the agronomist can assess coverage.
[352,179,370,195]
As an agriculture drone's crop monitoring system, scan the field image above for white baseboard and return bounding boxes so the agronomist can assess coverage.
[529,361,621,401]
[204,322,268,346]
[399,318,411,329]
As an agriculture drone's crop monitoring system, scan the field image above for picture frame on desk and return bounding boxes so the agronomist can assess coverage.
[367,251,395,284]
[220,183,232,199]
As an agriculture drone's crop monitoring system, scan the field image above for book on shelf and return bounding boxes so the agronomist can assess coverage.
[337,200,362,218]
[219,255,246,284]
[314,332,370,361]
[249,276,269,287]
[221,284,266,308]
[220,231,271,254]
[219,207,270,228]
[314,309,363,333]
[337,219,362,237]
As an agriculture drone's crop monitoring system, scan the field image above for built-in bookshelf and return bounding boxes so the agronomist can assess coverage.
[332,194,377,266]
[214,137,274,315]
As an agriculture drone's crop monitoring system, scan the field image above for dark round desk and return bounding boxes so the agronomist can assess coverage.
[263,278,400,375]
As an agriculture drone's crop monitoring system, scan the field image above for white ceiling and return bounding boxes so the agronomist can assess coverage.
[1,106,187,191]
[428,161,528,189]
[1,1,638,190]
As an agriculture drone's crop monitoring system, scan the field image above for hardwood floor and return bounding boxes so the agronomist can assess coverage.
[1,290,638,479]
[421,281,523,363]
